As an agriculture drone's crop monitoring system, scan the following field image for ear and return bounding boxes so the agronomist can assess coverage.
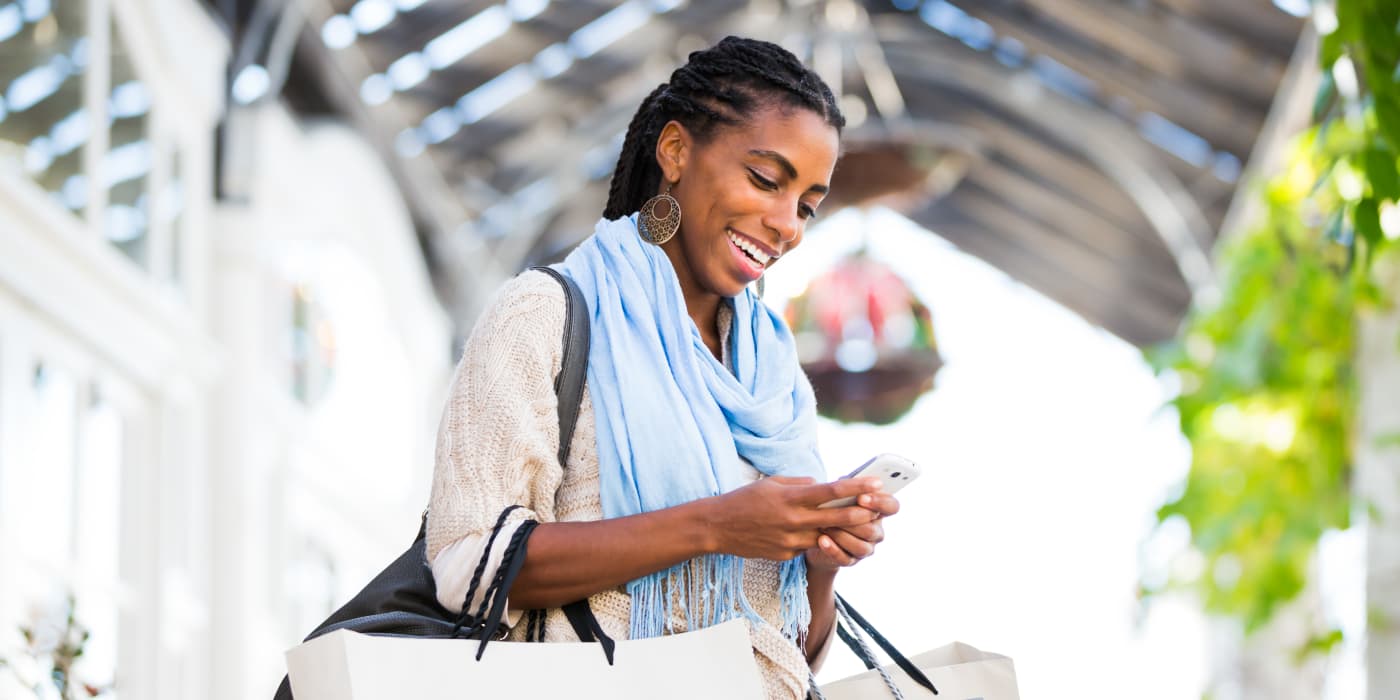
[654,120,690,187]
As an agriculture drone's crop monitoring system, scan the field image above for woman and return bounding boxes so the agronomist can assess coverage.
[427,36,899,699]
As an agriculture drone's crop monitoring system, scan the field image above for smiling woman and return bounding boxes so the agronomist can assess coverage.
[648,109,840,355]
[423,36,904,700]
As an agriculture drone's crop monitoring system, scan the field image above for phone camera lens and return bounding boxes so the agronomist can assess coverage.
[890,471,901,478]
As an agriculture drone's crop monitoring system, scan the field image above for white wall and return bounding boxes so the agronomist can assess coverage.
[0,2,453,698]
[209,104,452,700]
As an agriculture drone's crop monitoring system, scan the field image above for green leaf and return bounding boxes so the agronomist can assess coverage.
[1356,198,1382,248]
[1365,148,1400,199]
[1319,32,1345,71]
[1334,0,1362,44]
[1326,208,1347,243]
[1295,628,1345,662]
[1376,96,1400,152]
[1314,73,1337,123]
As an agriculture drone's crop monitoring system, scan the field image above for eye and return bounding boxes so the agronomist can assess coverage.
[799,203,817,220]
[747,168,778,191]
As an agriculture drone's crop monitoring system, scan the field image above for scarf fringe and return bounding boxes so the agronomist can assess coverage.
[780,557,812,645]
[626,554,812,642]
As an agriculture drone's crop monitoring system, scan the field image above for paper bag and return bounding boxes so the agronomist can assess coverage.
[285,618,764,700]
[820,641,1020,700]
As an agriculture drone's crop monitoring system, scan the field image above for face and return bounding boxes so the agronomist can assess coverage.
[655,105,840,300]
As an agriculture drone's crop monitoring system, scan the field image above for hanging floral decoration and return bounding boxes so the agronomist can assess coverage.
[786,252,942,425]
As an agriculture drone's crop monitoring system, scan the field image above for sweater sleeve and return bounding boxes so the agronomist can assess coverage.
[426,270,568,563]
[431,521,526,627]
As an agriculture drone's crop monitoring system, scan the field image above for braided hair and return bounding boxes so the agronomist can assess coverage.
[602,36,845,219]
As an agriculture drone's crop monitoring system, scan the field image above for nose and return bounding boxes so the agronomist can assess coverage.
[762,199,804,249]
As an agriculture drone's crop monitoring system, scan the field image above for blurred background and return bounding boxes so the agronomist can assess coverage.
[1,0,1397,698]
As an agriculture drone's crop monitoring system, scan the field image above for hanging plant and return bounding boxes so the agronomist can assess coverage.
[786,251,943,425]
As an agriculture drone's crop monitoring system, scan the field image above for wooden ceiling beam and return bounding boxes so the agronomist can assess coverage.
[879,24,1224,247]
[964,158,1180,264]
[1012,0,1285,105]
[881,41,1220,299]
[924,217,1183,345]
[953,116,1150,235]
[945,4,1264,157]
[946,187,1190,305]
[1149,0,1304,60]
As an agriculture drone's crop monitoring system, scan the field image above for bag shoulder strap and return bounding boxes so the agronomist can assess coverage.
[528,267,618,665]
[530,266,589,467]
[416,267,587,537]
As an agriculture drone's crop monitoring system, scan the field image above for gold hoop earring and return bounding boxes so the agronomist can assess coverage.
[639,183,681,245]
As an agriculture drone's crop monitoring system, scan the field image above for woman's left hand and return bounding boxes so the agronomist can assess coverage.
[804,491,900,573]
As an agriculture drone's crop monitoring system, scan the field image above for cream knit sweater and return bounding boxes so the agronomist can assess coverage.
[427,270,817,699]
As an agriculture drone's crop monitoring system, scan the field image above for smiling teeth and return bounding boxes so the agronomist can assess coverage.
[728,232,771,266]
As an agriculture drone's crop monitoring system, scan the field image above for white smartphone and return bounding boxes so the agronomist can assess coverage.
[818,453,920,509]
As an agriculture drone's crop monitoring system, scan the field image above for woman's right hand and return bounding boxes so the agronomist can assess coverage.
[701,476,885,561]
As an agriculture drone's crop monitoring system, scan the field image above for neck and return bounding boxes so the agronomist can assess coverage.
[660,238,722,353]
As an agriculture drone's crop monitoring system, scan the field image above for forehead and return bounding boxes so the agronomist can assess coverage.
[707,106,840,181]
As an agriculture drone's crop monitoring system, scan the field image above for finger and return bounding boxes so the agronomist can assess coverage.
[794,477,883,507]
[768,476,817,486]
[824,528,876,559]
[816,534,857,567]
[854,492,900,517]
[804,504,882,530]
[831,521,885,544]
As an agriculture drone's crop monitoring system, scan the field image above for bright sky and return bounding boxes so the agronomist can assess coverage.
[764,206,1212,698]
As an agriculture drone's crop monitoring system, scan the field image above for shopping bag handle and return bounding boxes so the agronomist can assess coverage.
[835,594,938,695]
[562,599,617,665]
[474,520,538,659]
[455,507,618,666]
[472,521,617,665]
[455,505,529,633]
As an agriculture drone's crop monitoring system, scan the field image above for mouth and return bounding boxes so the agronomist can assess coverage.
[727,228,777,268]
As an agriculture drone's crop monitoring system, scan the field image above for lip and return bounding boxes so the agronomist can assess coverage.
[726,229,766,282]
[728,227,780,260]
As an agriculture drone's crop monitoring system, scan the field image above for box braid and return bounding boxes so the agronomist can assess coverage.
[602,36,845,220]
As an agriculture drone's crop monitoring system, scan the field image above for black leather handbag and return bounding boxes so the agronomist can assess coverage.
[274,267,614,699]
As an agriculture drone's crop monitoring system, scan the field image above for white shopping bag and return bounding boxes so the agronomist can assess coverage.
[285,617,764,700]
[819,641,1020,700]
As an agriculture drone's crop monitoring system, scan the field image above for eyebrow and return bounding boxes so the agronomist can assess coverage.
[749,149,830,194]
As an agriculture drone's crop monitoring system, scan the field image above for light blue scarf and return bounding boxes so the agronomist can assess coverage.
[556,214,824,642]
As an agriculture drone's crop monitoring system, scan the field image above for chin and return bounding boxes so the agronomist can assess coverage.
[714,270,753,298]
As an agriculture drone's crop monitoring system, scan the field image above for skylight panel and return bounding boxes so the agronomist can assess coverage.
[388,51,431,90]
[350,0,396,34]
[456,64,536,124]
[425,5,511,69]
[568,1,652,59]
[7,60,68,113]
[0,5,23,43]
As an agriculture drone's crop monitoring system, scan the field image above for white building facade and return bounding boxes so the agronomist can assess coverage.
[0,1,453,698]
